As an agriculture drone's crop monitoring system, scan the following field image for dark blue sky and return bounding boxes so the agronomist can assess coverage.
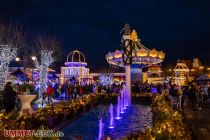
[0,0,210,67]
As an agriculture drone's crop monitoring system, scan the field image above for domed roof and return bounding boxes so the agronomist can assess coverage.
[174,61,189,72]
[67,50,86,62]
[65,50,87,67]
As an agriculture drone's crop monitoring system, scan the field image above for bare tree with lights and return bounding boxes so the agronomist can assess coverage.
[33,36,60,98]
[0,22,24,90]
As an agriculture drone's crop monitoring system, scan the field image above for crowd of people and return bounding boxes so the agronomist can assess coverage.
[0,79,124,113]
[1,79,209,114]
[132,81,210,110]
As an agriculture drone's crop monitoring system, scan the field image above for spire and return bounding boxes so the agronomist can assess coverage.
[121,24,131,35]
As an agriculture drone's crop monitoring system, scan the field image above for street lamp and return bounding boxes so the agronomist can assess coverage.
[31,56,36,61]
[15,57,20,62]
[191,69,195,72]
[199,66,204,70]
[31,56,37,83]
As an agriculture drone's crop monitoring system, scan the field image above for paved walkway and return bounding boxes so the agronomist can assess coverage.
[183,100,210,140]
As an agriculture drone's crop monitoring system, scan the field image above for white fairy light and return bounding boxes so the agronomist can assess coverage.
[0,45,17,90]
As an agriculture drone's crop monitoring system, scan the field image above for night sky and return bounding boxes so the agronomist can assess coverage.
[0,0,210,68]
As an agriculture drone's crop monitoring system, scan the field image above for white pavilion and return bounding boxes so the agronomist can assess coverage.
[60,50,90,84]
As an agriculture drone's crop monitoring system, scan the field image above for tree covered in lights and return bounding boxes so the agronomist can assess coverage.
[99,75,113,86]
[0,23,24,90]
[33,36,60,97]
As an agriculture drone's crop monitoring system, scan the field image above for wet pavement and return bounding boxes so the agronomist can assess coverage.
[183,101,210,140]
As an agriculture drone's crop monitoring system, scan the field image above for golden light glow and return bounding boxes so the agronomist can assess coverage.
[108,55,113,60]
[130,29,138,41]
[136,50,148,57]
[114,53,122,58]
[191,69,195,72]
[207,68,210,71]
[199,66,204,69]
[149,49,158,57]
[158,51,165,59]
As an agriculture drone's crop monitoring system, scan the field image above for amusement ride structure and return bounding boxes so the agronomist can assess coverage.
[106,24,165,104]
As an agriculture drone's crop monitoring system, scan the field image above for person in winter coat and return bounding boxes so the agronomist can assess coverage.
[46,84,54,104]
[176,85,183,110]
[189,83,200,110]
[66,85,71,99]
[79,86,84,96]
[169,85,175,108]
[53,82,59,99]
[3,82,17,113]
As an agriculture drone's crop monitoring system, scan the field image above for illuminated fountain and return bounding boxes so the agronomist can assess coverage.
[115,96,121,120]
[120,90,124,114]
[109,104,114,129]
[98,118,104,140]
[122,85,128,109]
[106,24,165,105]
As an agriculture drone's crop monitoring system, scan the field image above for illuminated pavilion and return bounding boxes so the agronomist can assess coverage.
[60,50,90,84]
[173,60,190,86]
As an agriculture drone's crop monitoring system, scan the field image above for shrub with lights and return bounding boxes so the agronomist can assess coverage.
[124,93,192,140]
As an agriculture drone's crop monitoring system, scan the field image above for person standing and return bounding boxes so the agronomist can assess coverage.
[53,82,59,99]
[3,82,17,113]
[177,85,183,110]
[80,86,84,96]
[46,84,54,104]
[195,84,202,110]
[66,85,71,99]
[73,85,77,99]
[169,84,175,108]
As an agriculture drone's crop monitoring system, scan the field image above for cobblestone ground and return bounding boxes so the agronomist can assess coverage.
[184,100,210,140]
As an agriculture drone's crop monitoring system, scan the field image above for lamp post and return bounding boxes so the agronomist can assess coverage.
[15,57,20,62]
[31,56,36,84]
[121,24,133,105]
[15,57,21,70]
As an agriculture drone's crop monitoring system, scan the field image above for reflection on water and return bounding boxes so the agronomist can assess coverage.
[62,104,152,140]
